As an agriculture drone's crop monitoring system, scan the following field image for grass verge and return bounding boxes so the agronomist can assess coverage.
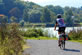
[24,37,82,44]
[80,23,82,25]
[24,36,58,40]
[68,40,82,44]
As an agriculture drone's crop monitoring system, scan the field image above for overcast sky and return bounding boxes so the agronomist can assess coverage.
[23,0,82,7]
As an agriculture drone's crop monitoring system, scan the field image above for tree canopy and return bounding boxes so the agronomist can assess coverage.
[0,0,82,26]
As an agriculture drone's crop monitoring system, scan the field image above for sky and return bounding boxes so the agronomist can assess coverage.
[23,0,82,8]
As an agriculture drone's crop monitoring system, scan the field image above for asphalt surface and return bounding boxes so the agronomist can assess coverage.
[23,40,82,55]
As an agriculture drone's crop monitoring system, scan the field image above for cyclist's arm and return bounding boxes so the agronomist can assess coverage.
[54,21,58,30]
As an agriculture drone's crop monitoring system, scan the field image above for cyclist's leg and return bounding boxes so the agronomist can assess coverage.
[61,27,66,40]
[58,29,62,46]
[62,27,66,49]
[63,27,66,40]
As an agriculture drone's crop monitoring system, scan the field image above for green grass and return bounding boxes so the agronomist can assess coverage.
[24,36,58,40]
[24,36,82,44]
[79,22,82,25]
[69,40,82,44]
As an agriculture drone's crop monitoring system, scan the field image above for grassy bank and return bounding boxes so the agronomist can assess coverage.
[24,36,58,40]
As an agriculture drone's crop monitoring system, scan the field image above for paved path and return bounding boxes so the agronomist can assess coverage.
[23,40,82,55]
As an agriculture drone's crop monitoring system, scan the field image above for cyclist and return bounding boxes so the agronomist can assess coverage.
[54,14,66,46]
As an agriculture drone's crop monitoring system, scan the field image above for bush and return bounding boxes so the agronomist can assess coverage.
[43,30,49,37]
[0,23,24,55]
[69,29,82,40]
[23,28,44,38]
[19,20,24,27]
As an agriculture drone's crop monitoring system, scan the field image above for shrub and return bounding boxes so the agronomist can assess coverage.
[19,20,24,27]
[23,28,44,38]
[69,29,82,40]
[43,30,49,37]
[0,23,24,55]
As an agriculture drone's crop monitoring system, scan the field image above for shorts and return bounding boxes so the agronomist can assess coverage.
[58,27,66,33]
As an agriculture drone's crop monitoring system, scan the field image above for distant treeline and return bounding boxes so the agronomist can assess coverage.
[0,0,82,26]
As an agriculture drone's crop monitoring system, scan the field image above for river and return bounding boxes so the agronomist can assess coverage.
[43,27,82,38]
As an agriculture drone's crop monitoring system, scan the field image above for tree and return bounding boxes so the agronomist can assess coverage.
[28,9,41,23]
[40,15,45,22]
[9,7,21,23]
[0,15,8,41]
[0,3,6,14]
[64,9,73,26]
[3,0,15,9]
[0,15,8,23]
[15,0,25,12]
[50,11,56,23]
[10,16,17,23]
[19,20,24,27]
[23,8,29,22]
[40,8,51,23]
[54,6,64,14]
[46,5,64,15]
[64,6,70,11]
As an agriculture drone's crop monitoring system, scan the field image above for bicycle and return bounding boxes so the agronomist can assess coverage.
[55,30,68,50]
[59,34,66,50]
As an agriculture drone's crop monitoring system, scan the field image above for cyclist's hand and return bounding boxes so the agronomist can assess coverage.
[54,28,56,30]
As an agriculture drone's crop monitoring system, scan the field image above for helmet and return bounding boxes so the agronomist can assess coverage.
[57,14,62,18]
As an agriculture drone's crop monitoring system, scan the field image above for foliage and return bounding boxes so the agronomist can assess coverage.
[46,5,64,15]
[9,7,21,23]
[23,8,29,22]
[43,30,49,37]
[0,17,24,55]
[28,9,41,23]
[10,16,17,23]
[40,7,51,23]
[0,0,82,26]
[19,20,24,27]
[64,9,74,26]
[23,28,55,38]
[23,28,44,38]
[0,15,8,23]
[69,29,82,40]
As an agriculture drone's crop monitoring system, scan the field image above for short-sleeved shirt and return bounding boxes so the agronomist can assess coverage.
[56,18,66,27]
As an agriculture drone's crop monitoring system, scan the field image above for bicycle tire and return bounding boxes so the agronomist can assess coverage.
[60,39,65,50]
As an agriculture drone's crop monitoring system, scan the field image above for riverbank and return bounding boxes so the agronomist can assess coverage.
[21,27,82,38]
[24,23,82,27]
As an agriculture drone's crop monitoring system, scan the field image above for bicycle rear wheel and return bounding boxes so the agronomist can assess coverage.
[60,40,65,50]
